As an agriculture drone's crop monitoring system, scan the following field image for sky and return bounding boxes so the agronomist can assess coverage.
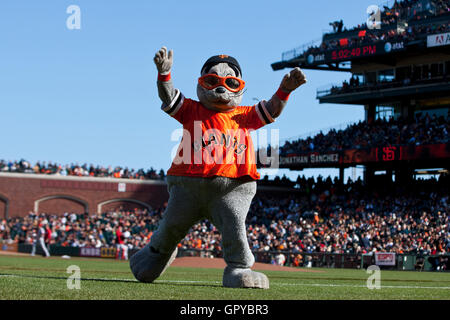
[0,0,382,180]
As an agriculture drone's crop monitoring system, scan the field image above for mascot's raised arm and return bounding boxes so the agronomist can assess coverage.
[130,46,307,289]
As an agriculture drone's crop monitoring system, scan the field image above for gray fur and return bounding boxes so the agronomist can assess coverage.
[223,266,269,289]
[265,67,307,118]
[130,246,178,283]
[149,175,257,268]
[265,94,288,119]
[130,175,270,288]
[132,47,307,289]
[154,46,177,106]
[157,80,177,106]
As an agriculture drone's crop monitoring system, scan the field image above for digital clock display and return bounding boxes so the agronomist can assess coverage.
[331,45,377,61]
[302,41,406,66]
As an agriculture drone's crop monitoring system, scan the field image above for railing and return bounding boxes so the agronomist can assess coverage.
[175,249,449,272]
[281,38,322,61]
[317,76,450,98]
[281,2,450,64]
[12,244,449,272]
[323,0,446,38]
[279,120,357,146]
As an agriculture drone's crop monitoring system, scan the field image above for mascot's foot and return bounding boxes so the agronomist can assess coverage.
[222,267,269,289]
[130,245,178,283]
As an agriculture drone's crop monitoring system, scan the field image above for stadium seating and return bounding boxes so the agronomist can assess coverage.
[2,174,448,264]
[280,113,449,156]
[0,159,165,181]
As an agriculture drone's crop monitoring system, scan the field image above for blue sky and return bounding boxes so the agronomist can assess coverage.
[0,0,380,179]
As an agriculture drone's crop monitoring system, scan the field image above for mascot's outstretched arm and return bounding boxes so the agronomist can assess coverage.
[133,48,298,289]
[154,46,176,105]
[265,67,307,119]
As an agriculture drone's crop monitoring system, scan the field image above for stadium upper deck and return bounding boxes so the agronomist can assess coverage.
[272,2,449,119]
[272,0,450,109]
[269,0,450,182]
[272,0,450,73]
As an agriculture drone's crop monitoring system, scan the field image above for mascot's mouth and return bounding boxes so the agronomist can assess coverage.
[213,97,231,104]
[209,96,235,112]
[208,93,232,105]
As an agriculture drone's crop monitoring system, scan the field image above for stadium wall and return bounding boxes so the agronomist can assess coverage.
[0,173,169,218]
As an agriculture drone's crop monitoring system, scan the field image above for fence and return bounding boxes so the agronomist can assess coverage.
[176,250,364,269]
[174,249,449,272]
[317,76,450,99]
[11,244,449,272]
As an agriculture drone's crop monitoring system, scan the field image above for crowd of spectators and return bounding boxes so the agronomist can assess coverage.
[1,207,163,250]
[305,20,450,57]
[331,62,449,96]
[1,174,448,267]
[382,0,450,24]
[0,159,165,181]
[246,175,449,259]
[329,0,450,34]
[280,113,449,156]
[4,115,448,180]
[291,0,450,60]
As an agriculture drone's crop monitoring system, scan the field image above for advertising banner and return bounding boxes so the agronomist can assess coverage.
[427,32,450,48]
[375,252,396,266]
[101,247,117,258]
[280,152,339,166]
[376,146,401,162]
[400,143,450,161]
[79,247,117,258]
[80,247,101,257]
[342,148,378,164]
[279,143,449,168]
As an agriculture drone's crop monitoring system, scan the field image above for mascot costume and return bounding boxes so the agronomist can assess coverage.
[130,47,306,289]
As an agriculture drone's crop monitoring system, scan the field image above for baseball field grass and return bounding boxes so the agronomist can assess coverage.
[0,254,449,300]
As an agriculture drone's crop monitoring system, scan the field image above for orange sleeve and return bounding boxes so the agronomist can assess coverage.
[161,90,193,124]
[244,101,275,130]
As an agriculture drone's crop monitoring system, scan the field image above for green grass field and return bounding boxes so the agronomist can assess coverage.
[0,255,449,300]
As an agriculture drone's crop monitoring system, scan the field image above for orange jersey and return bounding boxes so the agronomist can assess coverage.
[162,90,275,180]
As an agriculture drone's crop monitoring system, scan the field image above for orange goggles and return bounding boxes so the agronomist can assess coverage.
[198,74,245,93]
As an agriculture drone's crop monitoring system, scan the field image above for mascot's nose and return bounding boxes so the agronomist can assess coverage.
[215,87,226,94]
